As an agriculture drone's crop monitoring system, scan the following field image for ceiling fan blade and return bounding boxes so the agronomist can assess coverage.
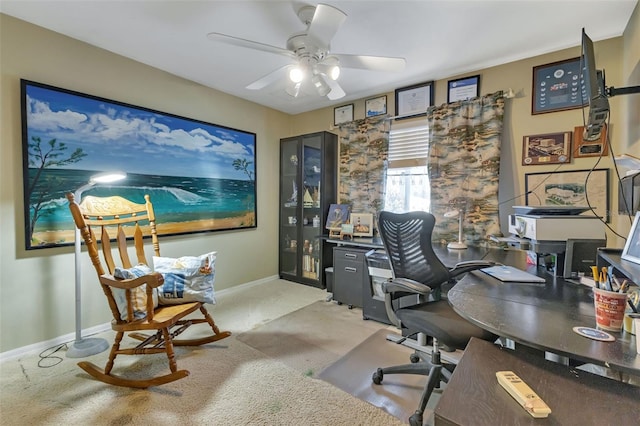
[207,32,294,58]
[246,65,290,90]
[334,54,406,72]
[307,4,347,48]
[325,78,346,100]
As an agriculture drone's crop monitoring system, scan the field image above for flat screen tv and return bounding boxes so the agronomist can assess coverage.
[581,28,609,141]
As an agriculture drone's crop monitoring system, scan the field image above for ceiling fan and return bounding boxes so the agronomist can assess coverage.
[207,3,406,100]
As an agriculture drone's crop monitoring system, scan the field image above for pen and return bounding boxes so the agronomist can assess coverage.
[612,275,622,292]
[591,266,600,289]
[619,279,629,293]
[601,267,612,291]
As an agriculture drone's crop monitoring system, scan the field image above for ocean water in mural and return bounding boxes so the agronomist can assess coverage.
[29,169,255,233]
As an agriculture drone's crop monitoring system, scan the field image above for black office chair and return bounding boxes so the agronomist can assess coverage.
[372,211,498,426]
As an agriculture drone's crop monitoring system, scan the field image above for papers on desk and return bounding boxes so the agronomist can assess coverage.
[481,265,546,283]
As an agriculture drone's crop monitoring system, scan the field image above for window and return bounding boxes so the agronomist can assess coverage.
[384,121,430,212]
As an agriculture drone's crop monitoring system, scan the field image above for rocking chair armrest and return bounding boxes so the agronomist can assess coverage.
[99,272,165,290]
[382,277,433,297]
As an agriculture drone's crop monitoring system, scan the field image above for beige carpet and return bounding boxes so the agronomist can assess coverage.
[238,300,440,425]
[237,300,389,376]
[0,285,405,426]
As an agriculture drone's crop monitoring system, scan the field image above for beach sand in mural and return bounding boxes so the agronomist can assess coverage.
[31,212,256,247]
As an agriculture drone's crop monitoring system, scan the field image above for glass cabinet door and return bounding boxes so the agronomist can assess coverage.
[280,138,299,277]
[301,135,322,281]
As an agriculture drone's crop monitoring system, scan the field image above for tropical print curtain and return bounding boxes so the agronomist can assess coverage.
[337,116,390,220]
[428,91,505,246]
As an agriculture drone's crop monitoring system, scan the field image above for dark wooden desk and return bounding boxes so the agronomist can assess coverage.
[434,338,640,426]
[449,249,640,375]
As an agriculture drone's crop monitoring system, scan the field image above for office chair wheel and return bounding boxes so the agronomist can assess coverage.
[372,368,383,385]
[409,411,423,426]
[410,353,420,363]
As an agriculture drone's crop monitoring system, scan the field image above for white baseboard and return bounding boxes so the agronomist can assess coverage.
[0,275,279,363]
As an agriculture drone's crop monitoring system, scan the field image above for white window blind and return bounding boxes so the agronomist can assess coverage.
[384,120,431,212]
[388,120,429,168]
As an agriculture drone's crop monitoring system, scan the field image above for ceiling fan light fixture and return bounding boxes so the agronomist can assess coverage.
[328,64,340,80]
[289,66,304,83]
[316,62,340,80]
[311,74,331,97]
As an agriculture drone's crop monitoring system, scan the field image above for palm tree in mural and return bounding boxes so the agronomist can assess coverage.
[232,158,255,225]
[27,136,87,245]
[232,158,254,181]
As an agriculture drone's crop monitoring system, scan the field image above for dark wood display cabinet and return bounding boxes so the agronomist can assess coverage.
[279,131,337,288]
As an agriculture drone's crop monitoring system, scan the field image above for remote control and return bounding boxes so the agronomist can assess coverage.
[496,371,551,418]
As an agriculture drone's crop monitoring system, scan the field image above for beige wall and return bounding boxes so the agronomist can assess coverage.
[293,19,639,247]
[0,14,290,353]
[1,8,638,354]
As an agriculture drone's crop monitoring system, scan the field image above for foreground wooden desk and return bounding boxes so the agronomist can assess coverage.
[434,338,640,426]
[449,249,640,375]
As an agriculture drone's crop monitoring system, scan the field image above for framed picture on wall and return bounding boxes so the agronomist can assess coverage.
[524,168,610,222]
[334,103,354,125]
[395,81,434,119]
[20,79,257,250]
[522,131,572,165]
[573,124,608,158]
[447,75,480,103]
[365,95,387,117]
[531,57,589,115]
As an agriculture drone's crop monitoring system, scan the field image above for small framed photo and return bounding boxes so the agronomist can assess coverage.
[334,103,354,125]
[622,212,640,265]
[522,131,572,165]
[351,213,374,237]
[326,203,350,230]
[365,95,387,117]
[395,81,434,119]
[532,57,588,115]
[573,124,608,158]
[447,75,480,103]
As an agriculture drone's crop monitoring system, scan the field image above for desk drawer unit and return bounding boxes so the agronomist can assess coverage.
[333,247,369,308]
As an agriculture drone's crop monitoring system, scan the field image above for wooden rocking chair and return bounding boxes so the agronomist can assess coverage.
[66,192,231,388]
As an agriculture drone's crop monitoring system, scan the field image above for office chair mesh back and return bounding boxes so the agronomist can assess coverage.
[379,211,451,289]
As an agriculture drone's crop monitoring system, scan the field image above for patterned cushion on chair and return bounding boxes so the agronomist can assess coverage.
[112,264,159,320]
[153,252,216,305]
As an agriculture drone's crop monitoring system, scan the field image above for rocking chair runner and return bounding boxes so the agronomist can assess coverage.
[66,192,231,388]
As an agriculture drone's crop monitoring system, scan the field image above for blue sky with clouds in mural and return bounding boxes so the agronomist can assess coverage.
[23,82,255,180]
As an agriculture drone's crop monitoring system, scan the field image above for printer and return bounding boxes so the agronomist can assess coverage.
[506,206,606,278]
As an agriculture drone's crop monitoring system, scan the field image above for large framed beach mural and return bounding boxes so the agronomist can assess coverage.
[21,80,257,250]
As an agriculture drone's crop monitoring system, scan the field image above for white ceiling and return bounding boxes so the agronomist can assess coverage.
[1,1,637,115]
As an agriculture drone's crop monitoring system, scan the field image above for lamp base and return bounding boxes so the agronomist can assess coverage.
[447,241,468,250]
[66,337,110,358]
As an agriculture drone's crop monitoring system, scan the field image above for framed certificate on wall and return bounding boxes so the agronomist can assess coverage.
[532,57,589,114]
[395,81,434,119]
[447,75,480,103]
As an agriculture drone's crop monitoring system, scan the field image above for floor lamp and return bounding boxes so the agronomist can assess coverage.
[66,171,127,358]
[444,208,467,250]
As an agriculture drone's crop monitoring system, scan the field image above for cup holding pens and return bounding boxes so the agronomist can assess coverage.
[593,287,627,332]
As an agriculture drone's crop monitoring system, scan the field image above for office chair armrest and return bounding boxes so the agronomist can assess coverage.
[382,277,433,296]
[449,260,498,278]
